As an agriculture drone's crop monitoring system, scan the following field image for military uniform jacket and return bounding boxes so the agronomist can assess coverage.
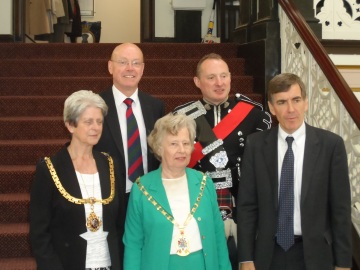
[175,95,271,198]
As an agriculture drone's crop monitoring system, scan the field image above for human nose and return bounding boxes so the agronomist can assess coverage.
[92,122,102,130]
[287,101,295,112]
[124,62,134,70]
[178,143,185,152]
[214,76,222,85]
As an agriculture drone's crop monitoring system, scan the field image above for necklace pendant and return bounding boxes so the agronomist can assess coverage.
[86,211,102,232]
[176,229,190,256]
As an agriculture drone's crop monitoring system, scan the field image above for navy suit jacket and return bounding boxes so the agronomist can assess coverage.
[237,124,352,270]
[95,87,165,196]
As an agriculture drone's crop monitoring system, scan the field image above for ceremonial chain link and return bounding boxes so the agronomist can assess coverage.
[136,174,207,225]
[44,153,115,205]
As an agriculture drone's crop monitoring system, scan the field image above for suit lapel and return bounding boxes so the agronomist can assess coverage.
[301,124,320,204]
[146,168,173,214]
[94,151,111,199]
[57,146,83,199]
[263,127,279,211]
[138,91,155,137]
[186,168,202,210]
[102,89,125,161]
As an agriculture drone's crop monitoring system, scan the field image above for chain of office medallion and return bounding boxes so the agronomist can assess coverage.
[44,152,115,205]
[136,174,207,225]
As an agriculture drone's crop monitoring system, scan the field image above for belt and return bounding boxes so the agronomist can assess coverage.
[275,235,303,244]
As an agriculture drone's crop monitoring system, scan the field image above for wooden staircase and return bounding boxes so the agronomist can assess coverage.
[0,42,262,269]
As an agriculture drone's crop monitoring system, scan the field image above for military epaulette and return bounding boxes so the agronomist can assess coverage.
[173,101,196,112]
[173,100,206,119]
[235,93,264,111]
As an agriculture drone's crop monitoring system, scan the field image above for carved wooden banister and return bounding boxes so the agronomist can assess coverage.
[278,0,360,129]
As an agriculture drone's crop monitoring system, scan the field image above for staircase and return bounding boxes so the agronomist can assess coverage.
[0,42,262,269]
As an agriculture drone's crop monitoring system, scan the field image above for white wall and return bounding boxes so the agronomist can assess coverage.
[155,0,217,39]
[0,0,13,35]
[82,0,140,43]
[329,54,360,101]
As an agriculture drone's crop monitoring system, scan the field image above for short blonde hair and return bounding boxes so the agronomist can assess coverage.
[196,53,226,77]
[148,113,196,161]
[63,90,108,126]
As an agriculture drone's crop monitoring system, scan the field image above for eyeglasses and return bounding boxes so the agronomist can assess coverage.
[111,59,143,68]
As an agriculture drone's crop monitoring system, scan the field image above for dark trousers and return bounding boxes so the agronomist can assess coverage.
[269,240,306,270]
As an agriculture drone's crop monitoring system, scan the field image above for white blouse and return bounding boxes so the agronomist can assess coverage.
[162,174,203,254]
[76,172,111,268]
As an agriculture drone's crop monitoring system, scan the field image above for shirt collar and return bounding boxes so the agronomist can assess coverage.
[112,86,140,105]
[278,121,306,143]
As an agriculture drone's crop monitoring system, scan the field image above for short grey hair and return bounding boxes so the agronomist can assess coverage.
[63,90,108,126]
[147,113,196,161]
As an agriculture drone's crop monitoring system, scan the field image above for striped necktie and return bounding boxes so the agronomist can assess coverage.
[276,136,295,251]
[124,98,144,182]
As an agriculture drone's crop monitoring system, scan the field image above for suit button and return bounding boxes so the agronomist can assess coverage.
[197,217,201,221]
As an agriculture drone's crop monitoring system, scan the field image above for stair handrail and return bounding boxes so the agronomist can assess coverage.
[278,0,360,129]
[277,0,360,263]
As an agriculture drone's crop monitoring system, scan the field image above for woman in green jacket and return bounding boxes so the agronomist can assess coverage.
[123,113,231,270]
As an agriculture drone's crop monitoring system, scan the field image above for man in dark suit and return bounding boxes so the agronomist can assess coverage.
[95,43,165,209]
[237,73,352,270]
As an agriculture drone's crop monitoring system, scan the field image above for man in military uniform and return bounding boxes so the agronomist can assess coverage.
[174,53,271,267]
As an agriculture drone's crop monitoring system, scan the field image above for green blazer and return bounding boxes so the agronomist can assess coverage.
[123,167,231,270]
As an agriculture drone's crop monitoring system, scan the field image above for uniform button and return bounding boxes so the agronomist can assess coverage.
[239,143,244,147]
[204,253,207,256]
[238,131,243,136]
[202,235,206,239]
[197,217,201,221]
[237,157,241,162]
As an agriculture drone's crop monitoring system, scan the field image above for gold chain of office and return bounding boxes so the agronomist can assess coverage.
[44,153,115,205]
[135,173,207,224]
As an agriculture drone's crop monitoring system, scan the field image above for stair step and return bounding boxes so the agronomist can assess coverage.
[0,257,36,270]
[0,117,67,140]
[0,139,67,166]
[0,166,35,193]
[0,96,66,117]
[0,194,29,223]
[0,43,239,60]
[0,223,31,258]
[0,76,254,96]
[0,76,255,117]
[0,58,245,77]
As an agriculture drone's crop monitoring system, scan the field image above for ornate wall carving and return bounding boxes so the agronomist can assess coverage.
[314,0,360,39]
[279,6,360,235]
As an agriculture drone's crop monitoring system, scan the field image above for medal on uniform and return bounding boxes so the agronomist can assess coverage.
[176,228,190,256]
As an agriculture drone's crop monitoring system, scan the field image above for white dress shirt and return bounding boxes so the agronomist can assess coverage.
[112,87,148,193]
